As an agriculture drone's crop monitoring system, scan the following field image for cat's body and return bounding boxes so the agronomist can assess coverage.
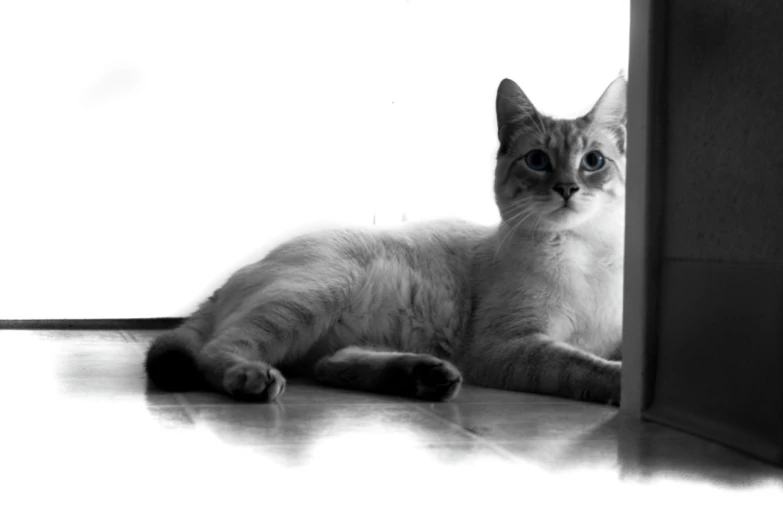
[145,77,627,404]
[213,220,488,369]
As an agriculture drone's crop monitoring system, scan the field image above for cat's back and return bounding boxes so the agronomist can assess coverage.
[216,219,493,353]
[262,218,491,272]
[336,219,491,310]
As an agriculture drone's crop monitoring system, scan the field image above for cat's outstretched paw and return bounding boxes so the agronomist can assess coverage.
[579,360,621,406]
[223,362,286,402]
[410,357,463,401]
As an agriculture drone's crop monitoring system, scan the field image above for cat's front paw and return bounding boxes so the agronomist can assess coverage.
[410,357,463,401]
[223,362,286,402]
[577,360,621,406]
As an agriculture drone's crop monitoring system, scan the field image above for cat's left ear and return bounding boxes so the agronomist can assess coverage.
[587,76,627,127]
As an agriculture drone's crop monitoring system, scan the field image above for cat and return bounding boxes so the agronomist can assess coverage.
[144,76,626,405]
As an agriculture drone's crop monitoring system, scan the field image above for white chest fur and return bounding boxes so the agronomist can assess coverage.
[537,234,624,358]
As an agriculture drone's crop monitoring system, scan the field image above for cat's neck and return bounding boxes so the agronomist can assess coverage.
[502,222,622,243]
[495,210,625,261]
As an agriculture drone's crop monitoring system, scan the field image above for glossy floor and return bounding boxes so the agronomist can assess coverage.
[1,329,781,522]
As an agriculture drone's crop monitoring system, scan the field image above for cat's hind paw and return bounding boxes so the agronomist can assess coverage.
[223,362,286,402]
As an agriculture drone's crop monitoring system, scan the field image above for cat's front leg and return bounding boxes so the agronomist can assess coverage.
[313,347,463,401]
[461,334,620,405]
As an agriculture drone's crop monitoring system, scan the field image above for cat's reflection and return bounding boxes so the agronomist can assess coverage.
[142,385,782,489]
[143,385,315,466]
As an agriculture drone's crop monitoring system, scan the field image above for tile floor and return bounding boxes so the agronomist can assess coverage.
[1,329,781,522]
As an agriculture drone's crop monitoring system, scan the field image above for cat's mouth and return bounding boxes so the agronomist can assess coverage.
[545,202,582,223]
[554,202,577,212]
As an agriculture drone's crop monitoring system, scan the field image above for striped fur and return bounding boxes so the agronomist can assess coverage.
[145,76,627,404]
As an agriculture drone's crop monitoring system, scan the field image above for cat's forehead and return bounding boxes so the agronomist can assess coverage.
[510,116,616,156]
[544,119,590,149]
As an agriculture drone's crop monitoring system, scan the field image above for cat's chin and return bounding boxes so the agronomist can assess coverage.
[541,206,594,231]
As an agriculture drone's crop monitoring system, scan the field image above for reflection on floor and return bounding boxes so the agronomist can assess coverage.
[1,329,780,521]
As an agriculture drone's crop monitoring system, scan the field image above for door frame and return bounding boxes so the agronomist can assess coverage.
[620,0,667,416]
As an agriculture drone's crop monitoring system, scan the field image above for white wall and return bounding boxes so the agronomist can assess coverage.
[0,0,629,319]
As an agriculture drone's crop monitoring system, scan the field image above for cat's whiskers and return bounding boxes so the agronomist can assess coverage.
[494,202,537,261]
[504,199,531,217]
[531,212,545,241]
[499,210,539,258]
[494,219,523,262]
[503,200,535,227]
[501,199,531,221]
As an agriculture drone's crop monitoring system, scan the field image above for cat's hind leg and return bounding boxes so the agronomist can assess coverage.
[313,347,463,401]
[198,290,344,401]
[145,295,215,391]
[198,334,288,402]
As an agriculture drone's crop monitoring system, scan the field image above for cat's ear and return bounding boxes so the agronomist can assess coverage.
[588,76,627,127]
[496,78,537,152]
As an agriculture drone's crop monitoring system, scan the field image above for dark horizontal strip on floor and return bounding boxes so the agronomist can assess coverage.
[0,318,184,330]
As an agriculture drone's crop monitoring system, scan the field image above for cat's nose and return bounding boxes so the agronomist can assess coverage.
[553,183,580,201]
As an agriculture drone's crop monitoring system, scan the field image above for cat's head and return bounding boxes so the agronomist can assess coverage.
[493,77,626,233]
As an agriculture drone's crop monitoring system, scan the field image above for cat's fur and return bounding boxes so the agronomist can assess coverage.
[145,76,627,404]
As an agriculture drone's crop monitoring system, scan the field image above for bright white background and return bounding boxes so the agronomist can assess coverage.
[0,0,629,319]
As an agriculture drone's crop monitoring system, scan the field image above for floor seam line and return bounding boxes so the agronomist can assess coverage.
[409,403,527,463]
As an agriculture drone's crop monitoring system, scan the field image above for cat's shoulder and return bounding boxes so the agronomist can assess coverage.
[396,218,494,242]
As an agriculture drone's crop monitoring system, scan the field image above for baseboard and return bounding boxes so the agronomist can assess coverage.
[644,406,783,467]
[0,318,184,330]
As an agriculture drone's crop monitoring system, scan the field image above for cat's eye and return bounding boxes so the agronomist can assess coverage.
[524,149,550,171]
[581,151,605,171]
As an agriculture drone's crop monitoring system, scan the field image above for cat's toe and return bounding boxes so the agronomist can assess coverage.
[223,363,286,402]
[411,358,462,401]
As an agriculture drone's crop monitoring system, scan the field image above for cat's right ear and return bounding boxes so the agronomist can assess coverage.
[496,79,536,153]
